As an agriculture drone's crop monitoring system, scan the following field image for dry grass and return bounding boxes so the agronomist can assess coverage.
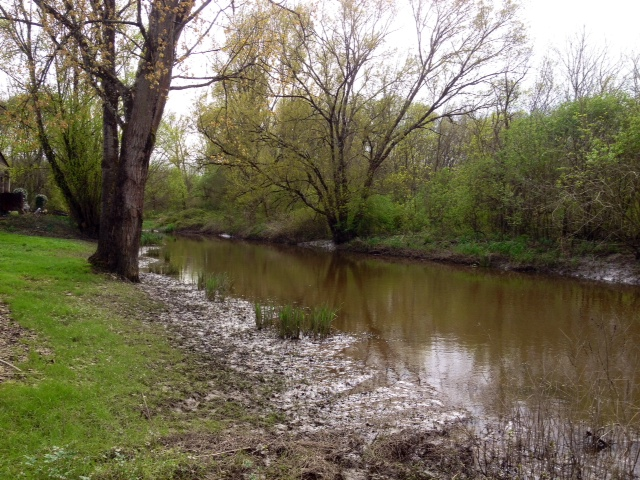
[468,317,640,480]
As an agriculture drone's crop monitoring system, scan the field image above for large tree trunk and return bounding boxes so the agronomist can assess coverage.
[110,78,167,281]
[89,0,120,269]
[89,0,186,281]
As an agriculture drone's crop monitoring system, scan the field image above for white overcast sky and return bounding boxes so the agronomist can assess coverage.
[523,0,640,57]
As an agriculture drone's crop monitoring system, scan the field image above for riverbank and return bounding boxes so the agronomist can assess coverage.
[0,231,475,479]
[143,209,640,286]
[341,235,640,286]
[2,227,638,478]
[167,227,640,287]
[4,213,636,287]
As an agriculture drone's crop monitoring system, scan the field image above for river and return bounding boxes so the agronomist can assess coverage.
[158,236,640,419]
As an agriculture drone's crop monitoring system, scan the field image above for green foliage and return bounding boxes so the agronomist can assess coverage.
[154,209,213,234]
[139,231,164,246]
[354,195,404,236]
[158,88,638,260]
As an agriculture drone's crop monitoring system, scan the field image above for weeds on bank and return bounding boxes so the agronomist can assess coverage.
[254,303,337,339]
[470,317,640,479]
[140,231,164,246]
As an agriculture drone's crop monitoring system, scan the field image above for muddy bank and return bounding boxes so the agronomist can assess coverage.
[173,229,640,286]
[332,241,640,286]
[138,250,640,478]
[137,264,465,441]
[137,258,476,478]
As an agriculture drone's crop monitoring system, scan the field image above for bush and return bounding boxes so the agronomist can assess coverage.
[355,195,404,236]
[35,194,48,210]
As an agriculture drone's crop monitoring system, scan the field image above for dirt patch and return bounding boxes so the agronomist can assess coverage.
[0,302,34,383]
[555,253,640,285]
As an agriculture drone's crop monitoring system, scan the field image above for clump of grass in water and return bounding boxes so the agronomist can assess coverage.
[254,303,338,339]
[148,261,179,276]
[146,248,161,258]
[255,303,278,330]
[196,272,232,301]
[278,305,305,339]
[140,231,164,246]
[307,305,337,338]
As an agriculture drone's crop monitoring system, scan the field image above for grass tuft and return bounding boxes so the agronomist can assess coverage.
[140,231,164,246]
[307,305,337,338]
[254,303,338,339]
[277,305,305,339]
[196,272,232,301]
[148,261,180,276]
[254,303,278,330]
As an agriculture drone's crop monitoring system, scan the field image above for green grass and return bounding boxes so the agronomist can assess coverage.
[350,232,569,268]
[277,305,305,339]
[196,272,232,301]
[254,303,337,339]
[254,303,278,330]
[140,231,164,246]
[307,305,337,338]
[0,232,252,479]
[148,261,180,276]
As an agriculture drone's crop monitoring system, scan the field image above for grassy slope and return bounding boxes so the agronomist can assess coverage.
[0,232,202,478]
[0,231,348,480]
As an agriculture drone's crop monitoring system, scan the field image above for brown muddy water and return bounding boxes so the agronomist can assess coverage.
[159,236,640,419]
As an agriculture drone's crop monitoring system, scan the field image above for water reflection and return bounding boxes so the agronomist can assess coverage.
[162,236,640,414]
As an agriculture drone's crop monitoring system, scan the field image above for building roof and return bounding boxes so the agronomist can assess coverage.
[0,151,9,169]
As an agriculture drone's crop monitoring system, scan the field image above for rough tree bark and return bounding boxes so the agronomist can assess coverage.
[86,0,190,280]
[31,0,197,281]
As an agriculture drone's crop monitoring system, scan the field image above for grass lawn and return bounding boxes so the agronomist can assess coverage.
[0,232,210,479]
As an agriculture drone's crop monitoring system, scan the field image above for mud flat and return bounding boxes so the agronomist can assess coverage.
[137,268,466,440]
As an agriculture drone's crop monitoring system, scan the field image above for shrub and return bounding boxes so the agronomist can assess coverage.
[35,194,48,210]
